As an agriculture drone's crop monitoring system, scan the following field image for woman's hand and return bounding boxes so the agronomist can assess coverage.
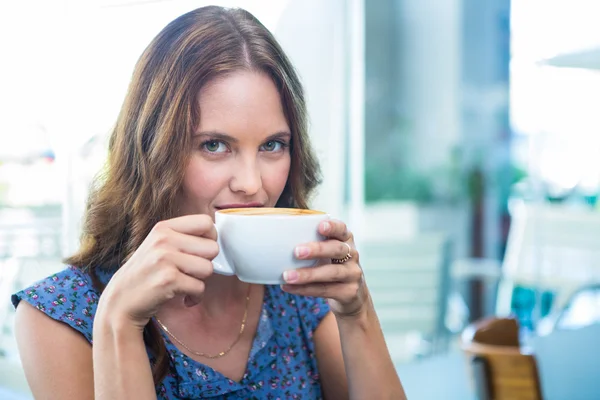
[282,219,368,318]
[96,215,218,330]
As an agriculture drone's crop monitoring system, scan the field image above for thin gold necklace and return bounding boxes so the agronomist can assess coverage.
[154,285,251,359]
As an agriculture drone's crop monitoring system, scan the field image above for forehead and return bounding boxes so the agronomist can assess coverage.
[196,70,289,137]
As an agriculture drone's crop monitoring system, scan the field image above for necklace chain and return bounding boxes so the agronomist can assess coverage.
[154,285,251,359]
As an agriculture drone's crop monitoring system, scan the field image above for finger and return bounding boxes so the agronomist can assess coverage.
[283,263,361,285]
[295,239,356,261]
[149,249,214,280]
[173,273,206,305]
[318,219,352,241]
[170,231,220,260]
[282,282,358,301]
[153,214,217,239]
[169,251,214,280]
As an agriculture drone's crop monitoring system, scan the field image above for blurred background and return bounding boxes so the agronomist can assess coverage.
[2,0,600,399]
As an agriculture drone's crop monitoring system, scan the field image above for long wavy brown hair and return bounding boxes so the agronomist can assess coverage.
[65,6,321,386]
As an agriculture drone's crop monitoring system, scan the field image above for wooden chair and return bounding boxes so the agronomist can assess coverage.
[461,318,544,400]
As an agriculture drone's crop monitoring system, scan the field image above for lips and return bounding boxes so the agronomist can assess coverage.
[215,202,264,210]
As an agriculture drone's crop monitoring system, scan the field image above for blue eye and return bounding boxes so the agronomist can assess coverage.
[202,140,227,153]
[260,140,285,152]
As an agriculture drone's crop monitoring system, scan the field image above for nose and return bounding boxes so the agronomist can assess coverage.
[229,156,262,195]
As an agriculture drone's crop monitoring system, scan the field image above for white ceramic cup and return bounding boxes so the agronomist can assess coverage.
[211,207,329,284]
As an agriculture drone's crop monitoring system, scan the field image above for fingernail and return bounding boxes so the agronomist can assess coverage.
[283,270,299,283]
[295,246,310,259]
[321,221,331,233]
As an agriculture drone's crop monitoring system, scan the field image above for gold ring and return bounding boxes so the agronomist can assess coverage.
[332,242,352,264]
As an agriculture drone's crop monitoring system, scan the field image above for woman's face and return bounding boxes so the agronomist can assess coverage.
[179,70,291,219]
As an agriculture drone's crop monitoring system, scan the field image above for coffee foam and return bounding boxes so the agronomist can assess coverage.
[217,207,324,216]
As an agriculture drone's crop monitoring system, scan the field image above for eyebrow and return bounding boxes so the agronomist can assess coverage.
[194,130,292,142]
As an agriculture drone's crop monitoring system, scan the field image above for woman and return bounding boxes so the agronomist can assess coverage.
[12,6,405,400]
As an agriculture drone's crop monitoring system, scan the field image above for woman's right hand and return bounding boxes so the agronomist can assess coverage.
[96,214,218,330]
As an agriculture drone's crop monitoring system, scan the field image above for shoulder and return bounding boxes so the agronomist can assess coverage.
[13,278,96,399]
[11,266,102,343]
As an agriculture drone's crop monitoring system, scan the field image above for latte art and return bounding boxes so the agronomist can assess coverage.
[218,207,325,216]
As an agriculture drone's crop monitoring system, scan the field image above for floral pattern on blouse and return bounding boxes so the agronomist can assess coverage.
[12,266,330,399]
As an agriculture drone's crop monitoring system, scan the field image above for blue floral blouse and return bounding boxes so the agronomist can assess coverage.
[12,266,331,399]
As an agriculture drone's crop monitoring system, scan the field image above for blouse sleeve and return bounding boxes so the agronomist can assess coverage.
[11,266,100,343]
[295,294,331,340]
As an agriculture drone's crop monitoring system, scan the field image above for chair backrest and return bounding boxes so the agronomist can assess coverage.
[464,317,520,347]
[461,317,543,400]
[360,234,451,347]
[463,342,543,400]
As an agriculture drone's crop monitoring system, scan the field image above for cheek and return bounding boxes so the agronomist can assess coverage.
[262,156,291,194]
[182,159,227,199]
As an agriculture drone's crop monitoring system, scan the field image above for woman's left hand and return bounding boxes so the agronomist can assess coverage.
[282,219,367,318]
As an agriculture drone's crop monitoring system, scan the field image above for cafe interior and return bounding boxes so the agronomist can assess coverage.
[1,0,600,399]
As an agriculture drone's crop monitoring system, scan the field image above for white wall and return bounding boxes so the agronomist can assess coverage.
[273,0,349,218]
